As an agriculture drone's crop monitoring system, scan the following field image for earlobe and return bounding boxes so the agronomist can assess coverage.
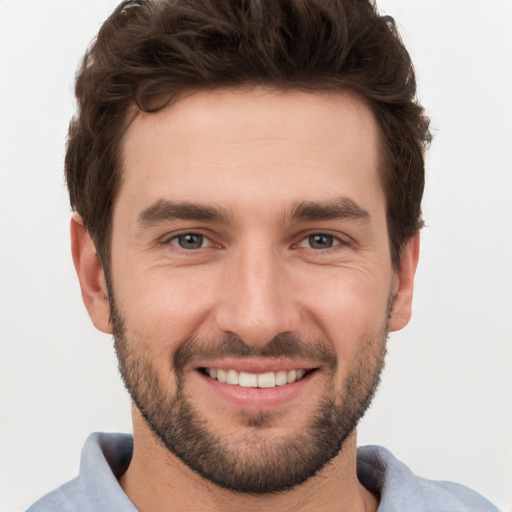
[388,233,420,332]
[70,214,112,334]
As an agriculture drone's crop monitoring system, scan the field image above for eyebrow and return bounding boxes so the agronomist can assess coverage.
[137,197,370,227]
[137,199,231,225]
[289,198,371,223]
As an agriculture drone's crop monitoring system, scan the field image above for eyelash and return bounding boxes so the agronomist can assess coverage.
[296,233,344,251]
[164,232,215,250]
[162,231,349,252]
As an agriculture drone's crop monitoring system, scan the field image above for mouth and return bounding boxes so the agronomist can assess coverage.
[191,359,321,410]
[199,367,314,388]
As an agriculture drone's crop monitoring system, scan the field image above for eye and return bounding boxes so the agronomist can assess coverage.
[168,233,214,250]
[297,233,340,250]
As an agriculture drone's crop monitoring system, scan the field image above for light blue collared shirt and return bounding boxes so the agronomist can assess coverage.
[27,432,500,511]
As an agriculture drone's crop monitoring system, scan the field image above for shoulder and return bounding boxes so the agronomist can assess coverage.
[26,433,135,512]
[357,445,500,512]
[26,479,83,512]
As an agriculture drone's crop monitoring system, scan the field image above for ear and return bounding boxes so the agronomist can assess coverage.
[388,232,420,332]
[70,214,112,334]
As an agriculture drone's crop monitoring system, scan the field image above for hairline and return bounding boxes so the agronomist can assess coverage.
[93,84,411,275]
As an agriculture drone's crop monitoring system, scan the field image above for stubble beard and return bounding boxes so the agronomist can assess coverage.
[110,292,389,494]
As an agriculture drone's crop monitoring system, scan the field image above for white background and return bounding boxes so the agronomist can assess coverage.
[1,1,511,510]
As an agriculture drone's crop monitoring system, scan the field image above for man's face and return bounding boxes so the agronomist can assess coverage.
[91,88,414,492]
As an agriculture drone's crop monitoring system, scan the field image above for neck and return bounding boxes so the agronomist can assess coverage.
[119,410,378,512]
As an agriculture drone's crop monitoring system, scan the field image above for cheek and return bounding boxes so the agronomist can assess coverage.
[116,267,221,353]
[296,268,390,356]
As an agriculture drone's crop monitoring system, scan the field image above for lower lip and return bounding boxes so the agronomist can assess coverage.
[194,370,316,410]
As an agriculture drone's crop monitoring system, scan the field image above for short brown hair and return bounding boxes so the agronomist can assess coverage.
[66,0,431,270]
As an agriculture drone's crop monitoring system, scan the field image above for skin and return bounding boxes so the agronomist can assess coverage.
[71,88,419,511]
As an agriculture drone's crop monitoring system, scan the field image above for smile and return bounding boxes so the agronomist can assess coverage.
[203,368,310,388]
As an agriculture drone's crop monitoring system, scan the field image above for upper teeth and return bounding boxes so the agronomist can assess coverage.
[206,368,307,388]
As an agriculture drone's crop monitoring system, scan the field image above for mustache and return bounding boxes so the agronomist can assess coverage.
[173,332,337,373]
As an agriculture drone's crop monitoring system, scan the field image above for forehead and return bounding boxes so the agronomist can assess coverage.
[119,87,382,221]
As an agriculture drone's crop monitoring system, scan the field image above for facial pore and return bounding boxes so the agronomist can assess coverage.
[110,284,390,494]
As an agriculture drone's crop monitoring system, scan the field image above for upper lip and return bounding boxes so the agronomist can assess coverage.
[191,358,319,374]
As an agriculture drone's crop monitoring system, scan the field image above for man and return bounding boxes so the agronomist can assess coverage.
[27,0,500,510]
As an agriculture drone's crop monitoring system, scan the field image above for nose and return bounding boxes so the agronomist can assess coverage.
[215,243,301,347]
